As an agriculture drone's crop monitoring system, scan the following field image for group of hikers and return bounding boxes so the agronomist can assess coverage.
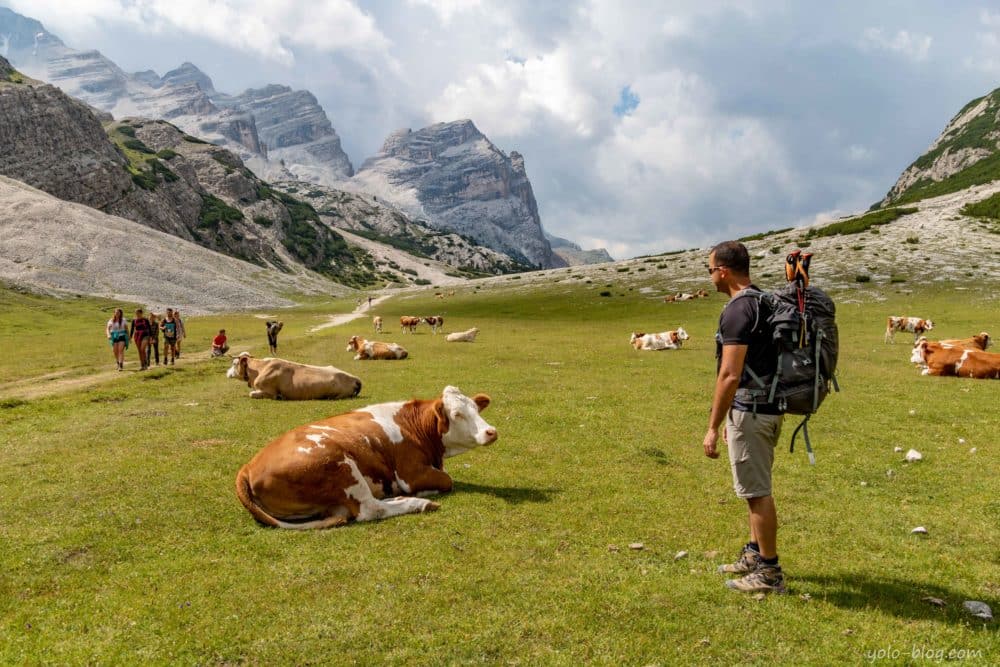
[105,307,187,370]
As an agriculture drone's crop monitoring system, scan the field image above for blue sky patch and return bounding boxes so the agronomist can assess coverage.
[613,85,639,117]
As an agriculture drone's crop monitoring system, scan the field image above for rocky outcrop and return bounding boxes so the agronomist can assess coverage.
[273,181,530,276]
[354,120,565,269]
[215,85,354,180]
[546,234,614,265]
[0,61,133,210]
[880,87,1000,206]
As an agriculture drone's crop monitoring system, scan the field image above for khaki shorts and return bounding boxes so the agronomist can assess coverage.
[726,409,783,499]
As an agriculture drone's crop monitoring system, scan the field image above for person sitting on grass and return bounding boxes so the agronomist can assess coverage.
[212,329,230,357]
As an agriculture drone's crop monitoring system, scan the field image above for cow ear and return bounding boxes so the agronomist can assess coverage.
[472,393,491,412]
[433,399,449,436]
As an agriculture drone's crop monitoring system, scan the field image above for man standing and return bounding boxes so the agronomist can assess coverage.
[702,241,786,594]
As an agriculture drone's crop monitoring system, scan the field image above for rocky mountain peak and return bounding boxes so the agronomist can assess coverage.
[355,119,565,268]
[880,86,1000,207]
[161,61,216,95]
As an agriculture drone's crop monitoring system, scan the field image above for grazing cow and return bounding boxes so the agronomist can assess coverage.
[372,316,383,334]
[910,340,1000,378]
[226,353,361,400]
[234,386,497,528]
[937,331,991,351]
[884,316,933,344]
[446,327,479,343]
[630,327,690,351]
[423,316,444,334]
[347,335,408,360]
[265,321,283,354]
[400,316,420,333]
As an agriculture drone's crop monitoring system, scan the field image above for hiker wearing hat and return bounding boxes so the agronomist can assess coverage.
[702,240,786,595]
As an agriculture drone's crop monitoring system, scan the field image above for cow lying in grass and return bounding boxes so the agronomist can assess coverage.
[234,386,497,528]
[347,335,408,360]
[934,331,991,351]
[446,327,479,342]
[910,340,1000,378]
[630,327,689,351]
[227,353,361,400]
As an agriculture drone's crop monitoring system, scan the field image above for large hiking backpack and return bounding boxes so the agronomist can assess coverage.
[734,282,840,464]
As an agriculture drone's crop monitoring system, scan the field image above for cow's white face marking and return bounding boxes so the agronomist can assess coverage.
[357,402,406,443]
[910,346,925,364]
[440,386,496,457]
[677,327,689,341]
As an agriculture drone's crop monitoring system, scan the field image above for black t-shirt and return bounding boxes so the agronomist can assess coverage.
[717,286,781,414]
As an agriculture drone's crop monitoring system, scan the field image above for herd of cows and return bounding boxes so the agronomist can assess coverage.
[220,307,995,531]
[885,316,997,379]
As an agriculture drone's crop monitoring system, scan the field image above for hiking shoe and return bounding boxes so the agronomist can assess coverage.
[717,544,762,575]
[724,564,786,594]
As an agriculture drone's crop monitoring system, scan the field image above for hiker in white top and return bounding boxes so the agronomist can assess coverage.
[106,307,130,371]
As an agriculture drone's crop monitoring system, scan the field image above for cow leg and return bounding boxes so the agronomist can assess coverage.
[343,458,439,522]
[395,466,454,497]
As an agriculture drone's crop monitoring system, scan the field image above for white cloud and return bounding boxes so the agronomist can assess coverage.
[846,144,873,161]
[860,27,932,62]
[7,0,390,66]
[407,0,482,25]
[427,48,606,137]
[964,10,1000,73]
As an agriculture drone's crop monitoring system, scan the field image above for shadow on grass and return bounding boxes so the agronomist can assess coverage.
[797,573,996,624]
[453,481,559,505]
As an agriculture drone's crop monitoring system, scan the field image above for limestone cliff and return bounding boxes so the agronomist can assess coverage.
[353,120,565,269]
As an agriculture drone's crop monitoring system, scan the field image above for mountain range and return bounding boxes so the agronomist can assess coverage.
[0,6,583,269]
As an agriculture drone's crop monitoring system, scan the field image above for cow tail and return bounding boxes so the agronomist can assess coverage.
[235,465,281,528]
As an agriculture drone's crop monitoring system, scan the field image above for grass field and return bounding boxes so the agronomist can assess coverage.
[0,278,997,665]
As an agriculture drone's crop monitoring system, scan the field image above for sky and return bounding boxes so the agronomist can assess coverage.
[4,1,1000,259]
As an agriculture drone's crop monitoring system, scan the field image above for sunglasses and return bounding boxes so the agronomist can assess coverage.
[707,266,727,275]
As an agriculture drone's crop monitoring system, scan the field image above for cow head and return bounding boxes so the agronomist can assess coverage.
[435,386,497,456]
[923,320,934,332]
[346,336,363,352]
[976,332,991,349]
[910,340,929,365]
[629,332,644,349]
[676,327,689,341]
[227,352,253,381]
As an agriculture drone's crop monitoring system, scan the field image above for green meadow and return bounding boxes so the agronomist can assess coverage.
[0,278,997,665]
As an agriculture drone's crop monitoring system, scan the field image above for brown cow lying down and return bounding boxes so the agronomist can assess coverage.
[227,353,361,399]
[910,340,1000,378]
[235,386,497,528]
[347,335,408,360]
[937,331,991,351]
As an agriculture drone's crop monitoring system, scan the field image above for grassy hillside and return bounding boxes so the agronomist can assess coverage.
[0,278,996,663]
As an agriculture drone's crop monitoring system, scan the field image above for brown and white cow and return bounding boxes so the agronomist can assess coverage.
[372,316,383,333]
[910,340,1000,378]
[234,386,497,528]
[885,316,934,344]
[227,353,361,400]
[400,316,420,333]
[422,315,444,334]
[630,327,689,351]
[347,335,408,360]
[446,327,479,342]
